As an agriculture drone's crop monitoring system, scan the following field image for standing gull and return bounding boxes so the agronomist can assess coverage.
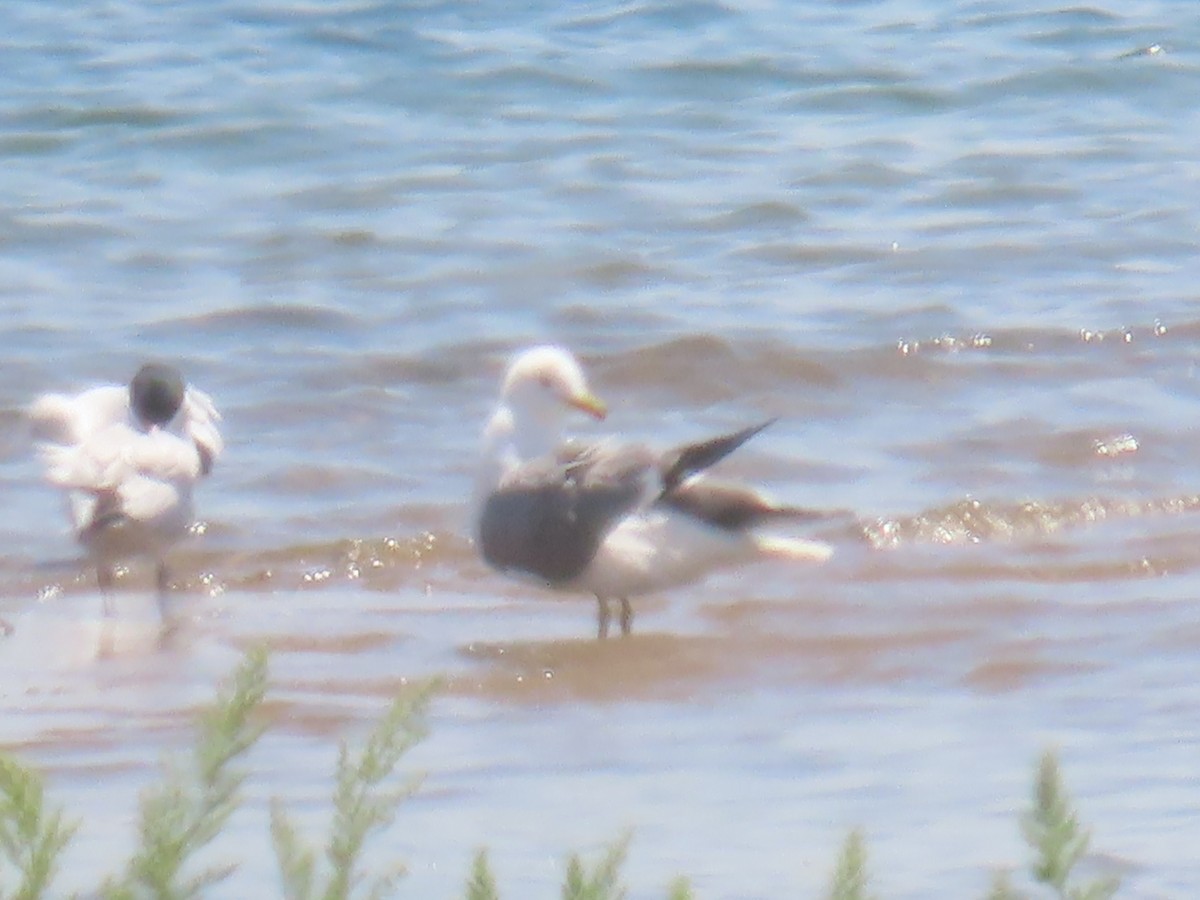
[29,363,223,619]
[474,346,832,637]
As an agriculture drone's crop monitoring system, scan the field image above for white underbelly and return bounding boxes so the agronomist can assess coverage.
[76,486,194,562]
[567,509,757,599]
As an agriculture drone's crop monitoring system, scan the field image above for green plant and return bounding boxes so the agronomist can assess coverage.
[985,870,1022,900]
[0,650,1131,900]
[271,680,437,900]
[1021,751,1119,900]
[0,754,77,900]
[561,832,631,900]
[828,828,872,900]
[103,645,269,899]
[464,849,500,900]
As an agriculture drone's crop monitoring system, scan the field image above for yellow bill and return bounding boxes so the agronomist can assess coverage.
[568,391,607,420]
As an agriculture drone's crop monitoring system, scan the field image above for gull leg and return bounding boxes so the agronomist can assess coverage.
[155,560,184,650]
[97,566,115,617]
[596,596,611,639]
[96,564,117,657]
[619,597,633,636]
[155,561,172,622]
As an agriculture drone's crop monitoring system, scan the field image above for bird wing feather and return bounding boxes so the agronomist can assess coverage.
[182,387,223,475]
[479,440,656,583]
[28,385,127,446]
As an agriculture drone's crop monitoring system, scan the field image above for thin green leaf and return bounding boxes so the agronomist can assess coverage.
[1021,750,1120,900]
[561,834,630,900]
[321,683,434,900]
[828,829,871,900]
[271,799,317,900]
[665,875,694,900]
[984,869,1025,900]
[563,855,586,900]
[0,754,78,900]
[269,679,436,900]
[1068,877,1120,900]
[465,849,500,900]
[104,646,268,899]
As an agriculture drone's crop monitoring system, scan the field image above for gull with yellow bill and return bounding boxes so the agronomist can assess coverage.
[473,345,832,637]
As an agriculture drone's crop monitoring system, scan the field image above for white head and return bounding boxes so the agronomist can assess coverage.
[476,345,608,504]
[499,345,607,431]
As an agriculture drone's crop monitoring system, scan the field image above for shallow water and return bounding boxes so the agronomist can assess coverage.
[2,0,1200,896]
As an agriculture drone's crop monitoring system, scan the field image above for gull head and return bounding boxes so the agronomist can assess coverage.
[130,363,186,428]
[500,346,607,427]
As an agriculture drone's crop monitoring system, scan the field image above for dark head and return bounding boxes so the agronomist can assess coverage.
[129,363,186,427]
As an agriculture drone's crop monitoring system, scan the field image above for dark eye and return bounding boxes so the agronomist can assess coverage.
[537,375,553,388]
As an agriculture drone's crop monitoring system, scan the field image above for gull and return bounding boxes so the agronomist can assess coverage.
[473,345,833,637]
[29,363,223,618]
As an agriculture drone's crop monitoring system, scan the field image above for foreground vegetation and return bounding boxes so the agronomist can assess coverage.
[0,650,1120,898]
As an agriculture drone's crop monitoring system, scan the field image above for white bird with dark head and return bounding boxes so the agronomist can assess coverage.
[475,345,832,637]
[29,362,223,620]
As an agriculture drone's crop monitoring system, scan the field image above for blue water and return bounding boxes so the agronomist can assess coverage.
[2,1,1200,897]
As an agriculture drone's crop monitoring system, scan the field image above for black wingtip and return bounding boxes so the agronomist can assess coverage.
[660,417,779,492]
[738,417,778,443]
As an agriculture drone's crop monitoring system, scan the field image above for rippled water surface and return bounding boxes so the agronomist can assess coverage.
[2,1,1200,896]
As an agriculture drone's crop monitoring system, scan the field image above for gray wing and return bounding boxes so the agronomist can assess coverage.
[479,420,810,584]
[658,419,775,492]
[656,419,825,531]
[660,478,824,529]
[478,440,657,584]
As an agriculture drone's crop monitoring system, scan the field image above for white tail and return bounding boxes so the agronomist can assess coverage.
[754,534,834,563]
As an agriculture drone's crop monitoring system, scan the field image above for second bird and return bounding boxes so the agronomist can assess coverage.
[473,345,832,638]
[30,363,223,620]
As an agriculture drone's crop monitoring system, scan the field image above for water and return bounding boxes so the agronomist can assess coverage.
[1,0,1199,895]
